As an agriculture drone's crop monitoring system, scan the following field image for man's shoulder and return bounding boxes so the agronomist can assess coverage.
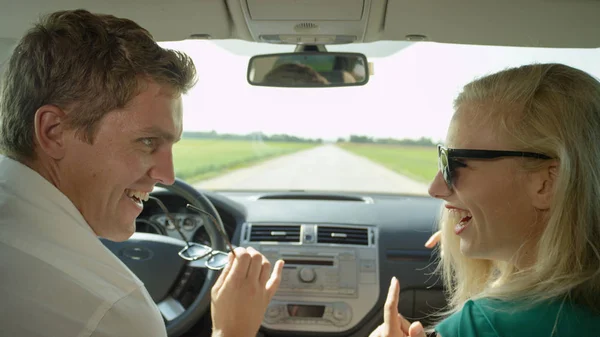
[0,218,143,301]
[1,250,162,337]
[0,160,162,336]
[0,224,156,336]
[0,200,145,316]
[90,286,167,337]
[0,181,143,300]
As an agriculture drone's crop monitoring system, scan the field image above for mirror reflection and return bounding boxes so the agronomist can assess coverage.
[248,52,368,87]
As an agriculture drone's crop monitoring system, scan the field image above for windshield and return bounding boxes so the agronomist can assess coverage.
[159,40,600,195]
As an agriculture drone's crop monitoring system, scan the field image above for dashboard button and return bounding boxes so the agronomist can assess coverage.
[298,267,316,283]
[266,306,280,318]
[360,259,376,272]
[333,308,346,320]
[360,273,376,284]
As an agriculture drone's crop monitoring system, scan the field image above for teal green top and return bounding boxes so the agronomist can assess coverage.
[435,298,600,337]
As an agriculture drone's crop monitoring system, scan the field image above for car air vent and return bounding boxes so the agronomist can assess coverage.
[249,224,301,242]
[317,226,369,245]
[256,193,373,203]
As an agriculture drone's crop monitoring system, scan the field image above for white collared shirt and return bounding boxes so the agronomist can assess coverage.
[0,155,167,337]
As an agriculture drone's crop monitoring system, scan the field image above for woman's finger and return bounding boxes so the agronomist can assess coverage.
[398,313,410,335]
[424,230,442,248]
[408,321,426,337]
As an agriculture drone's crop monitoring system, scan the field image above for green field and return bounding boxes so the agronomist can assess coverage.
[173,139,316,182]
[337,143,438,182]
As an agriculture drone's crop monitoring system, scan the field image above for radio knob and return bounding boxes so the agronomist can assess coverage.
[266,305,281,318]
[331,303,352,326]
[333,308,346,320]
[298,267,316,283]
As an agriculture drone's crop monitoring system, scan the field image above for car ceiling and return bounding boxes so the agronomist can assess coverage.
[1,0,599,60]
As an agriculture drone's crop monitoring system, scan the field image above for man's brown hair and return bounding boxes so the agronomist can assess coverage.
[0,9,197,159]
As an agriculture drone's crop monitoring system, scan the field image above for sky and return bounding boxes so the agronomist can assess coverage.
[159,40,600,142]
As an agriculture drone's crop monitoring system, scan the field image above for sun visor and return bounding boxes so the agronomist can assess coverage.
[241,0,371,44]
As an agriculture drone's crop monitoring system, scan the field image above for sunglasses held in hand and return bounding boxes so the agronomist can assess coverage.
[148,196,236,270]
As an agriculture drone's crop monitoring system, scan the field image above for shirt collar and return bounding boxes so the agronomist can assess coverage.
[0,155,96,235]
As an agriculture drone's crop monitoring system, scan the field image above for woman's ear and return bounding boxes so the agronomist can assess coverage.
[529,161,558,210]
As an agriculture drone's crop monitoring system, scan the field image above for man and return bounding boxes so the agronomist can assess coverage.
[0,9,283,337]
[263,63,330,86]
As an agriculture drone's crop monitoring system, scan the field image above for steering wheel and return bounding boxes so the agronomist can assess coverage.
[101,178,228,337]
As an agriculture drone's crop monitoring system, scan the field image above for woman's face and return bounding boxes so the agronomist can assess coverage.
[428,102,547,265]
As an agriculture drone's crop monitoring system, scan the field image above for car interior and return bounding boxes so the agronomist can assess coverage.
[2,1,599,337]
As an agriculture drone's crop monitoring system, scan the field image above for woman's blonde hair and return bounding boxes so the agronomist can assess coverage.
[437,63,600,317]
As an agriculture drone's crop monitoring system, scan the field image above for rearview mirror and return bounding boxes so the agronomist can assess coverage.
[247,52,369,88]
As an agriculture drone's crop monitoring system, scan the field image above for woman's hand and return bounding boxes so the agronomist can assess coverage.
[424,230,441,249]
[368,277,427,337]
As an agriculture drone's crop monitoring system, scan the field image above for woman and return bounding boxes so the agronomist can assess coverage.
[371,63,600,337]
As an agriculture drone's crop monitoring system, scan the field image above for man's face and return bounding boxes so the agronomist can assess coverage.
[59,81,183,241]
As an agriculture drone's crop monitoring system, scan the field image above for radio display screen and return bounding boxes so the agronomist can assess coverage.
[287,305,326,317]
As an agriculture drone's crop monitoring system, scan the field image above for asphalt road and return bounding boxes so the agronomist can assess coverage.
[195,144,430,195]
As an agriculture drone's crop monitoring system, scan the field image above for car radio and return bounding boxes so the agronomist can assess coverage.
[276,252,359,297]
[240,223,380,333]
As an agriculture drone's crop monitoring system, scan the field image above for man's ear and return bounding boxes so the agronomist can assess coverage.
[530,161,559,210]
[34,105,69,160]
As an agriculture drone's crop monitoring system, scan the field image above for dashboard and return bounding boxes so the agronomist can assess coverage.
[137,189,446,337]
